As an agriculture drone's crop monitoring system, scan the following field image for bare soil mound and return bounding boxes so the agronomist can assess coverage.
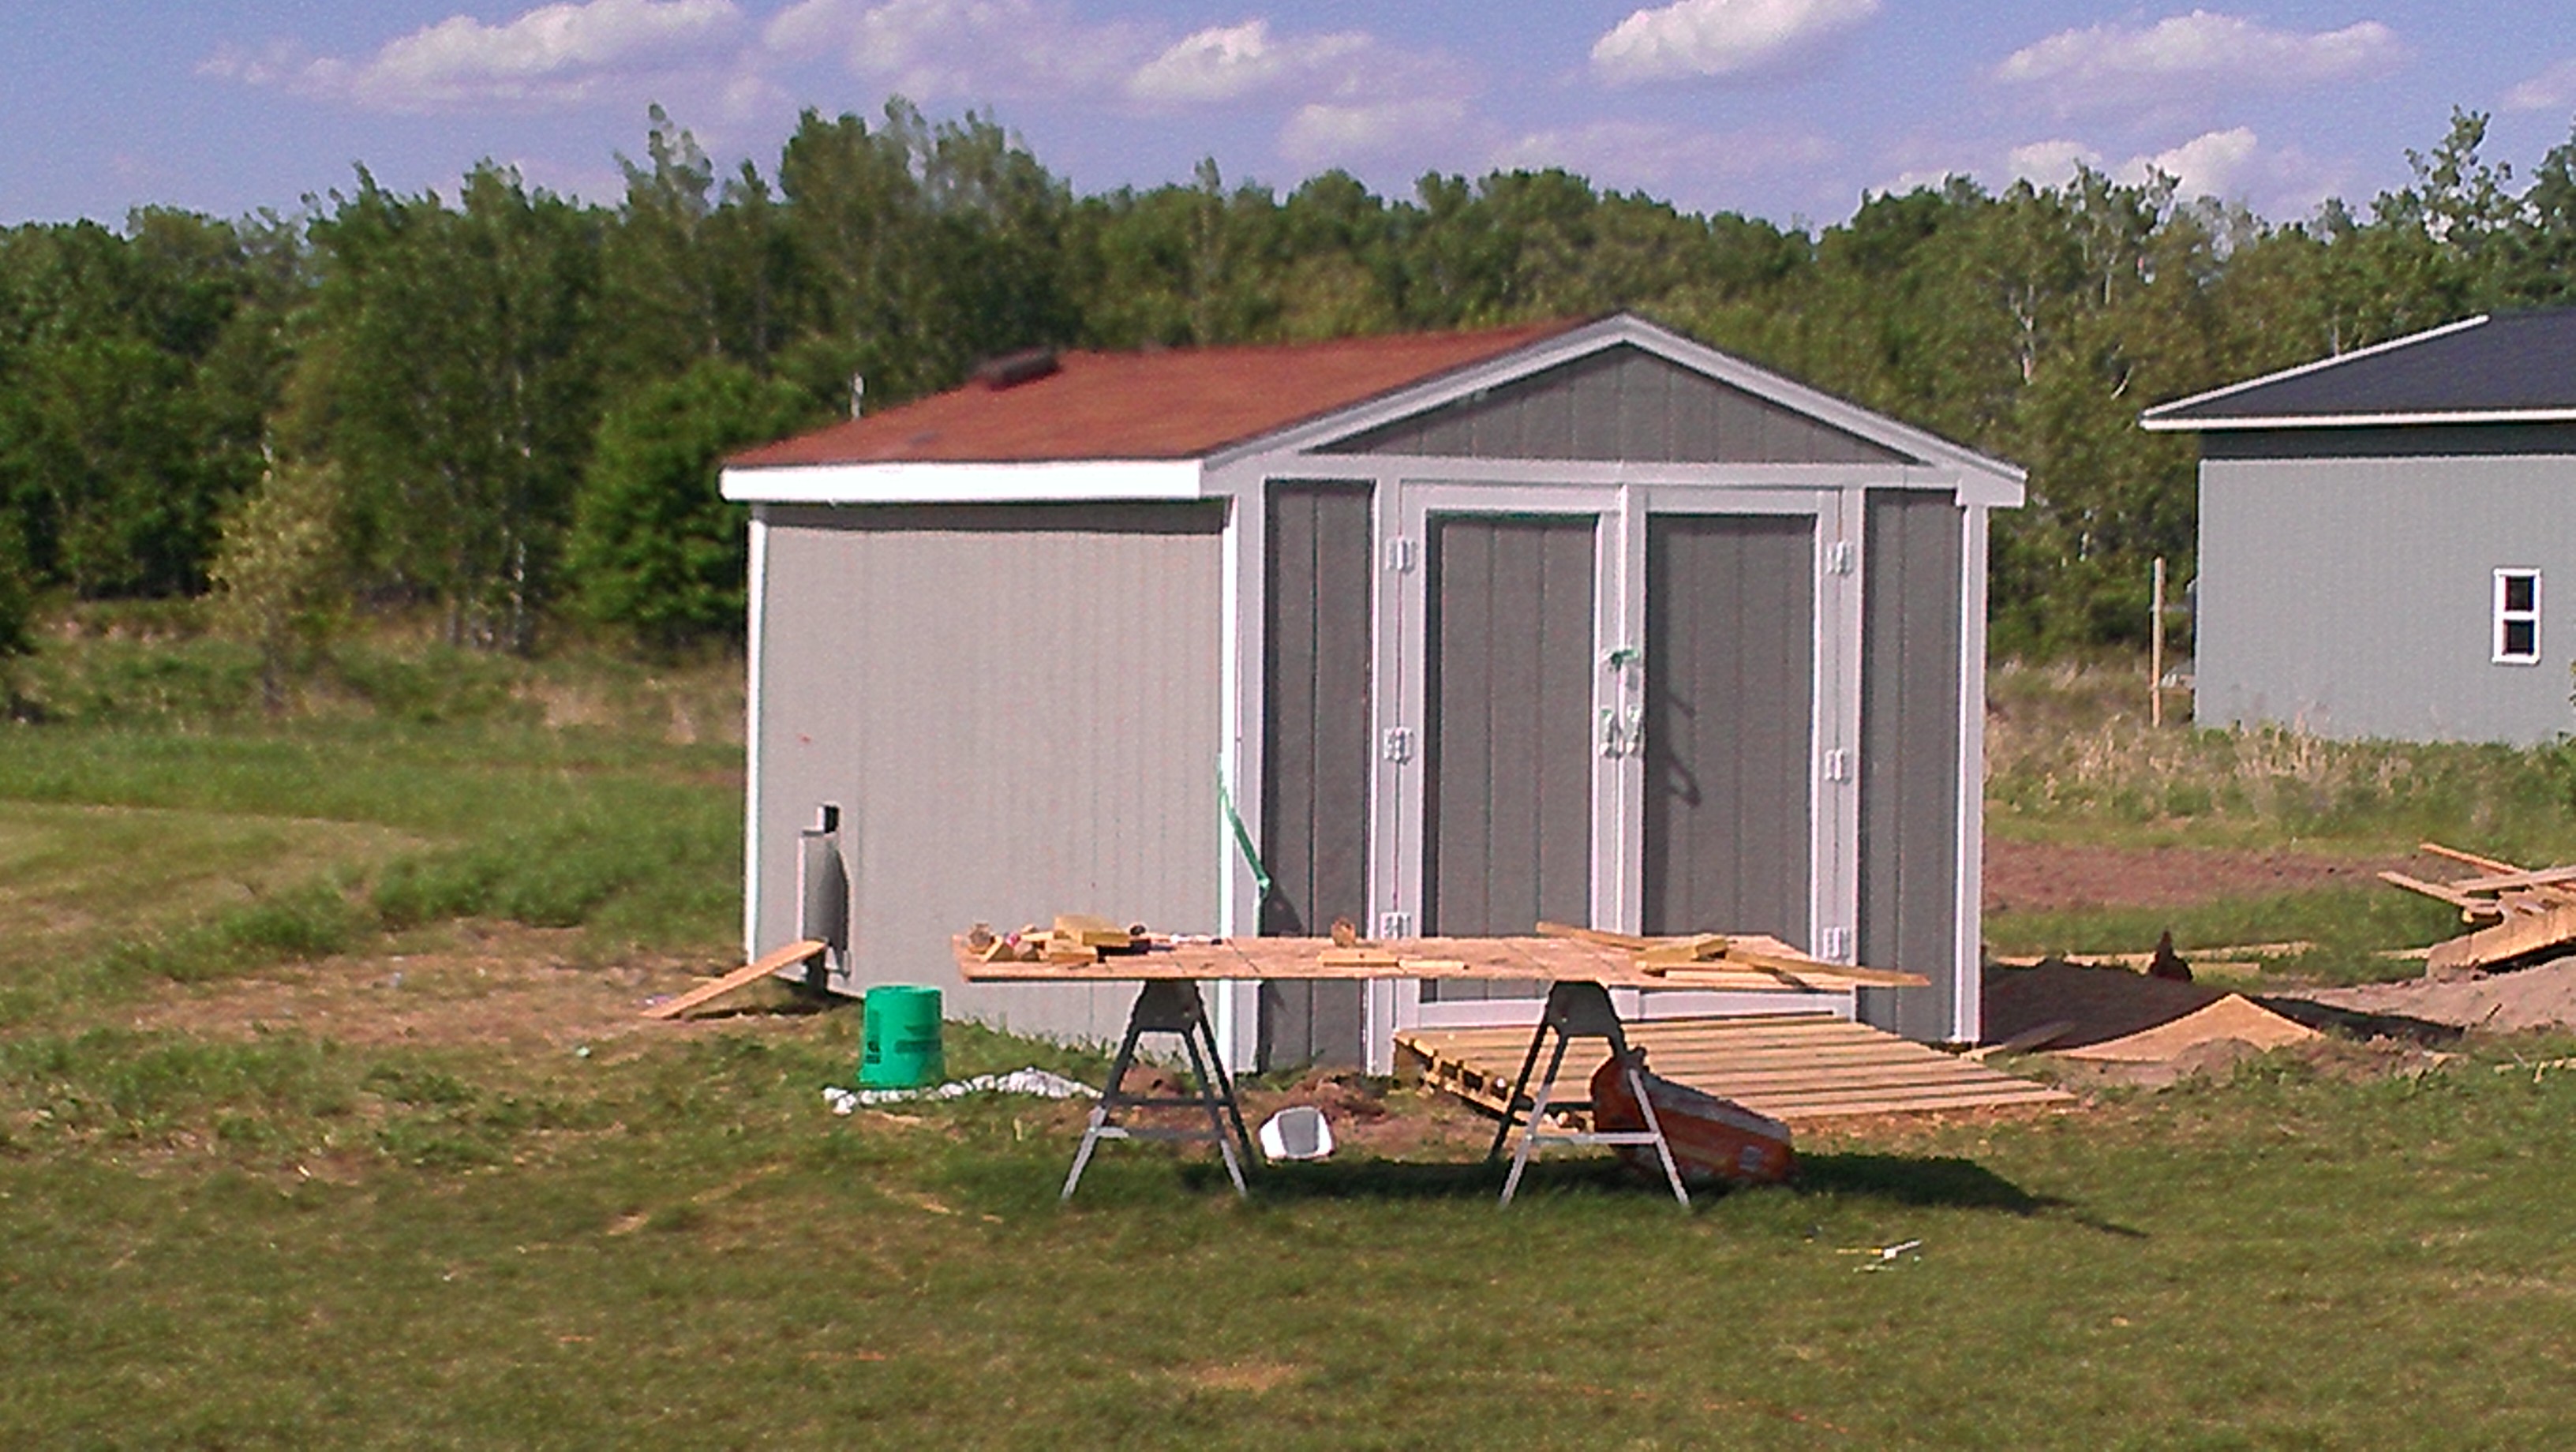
[1984,840,2406,914]
[2275,957,2576,1035]
[119,925,780,1051]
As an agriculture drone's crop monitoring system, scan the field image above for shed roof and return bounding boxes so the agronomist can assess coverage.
[2143,310,2576,430]
[728,319,1586,467]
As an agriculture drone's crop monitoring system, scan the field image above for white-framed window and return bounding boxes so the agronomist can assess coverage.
[2494,568,2541,664]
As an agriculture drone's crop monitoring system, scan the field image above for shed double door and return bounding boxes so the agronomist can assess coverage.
[1393,486,1817,1026]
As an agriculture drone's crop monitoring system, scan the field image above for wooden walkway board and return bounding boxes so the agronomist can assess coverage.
[1397,1014,2072,1121]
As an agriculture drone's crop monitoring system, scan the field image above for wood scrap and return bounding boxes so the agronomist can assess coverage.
[2385,844,2576,973]
[1054,914,1136,950]
[1634,933,1732,966]
[1534,920,1654,950]
[2426,901,2576,975]
[643,939,827,1020]
[1964,1019,2076,1061]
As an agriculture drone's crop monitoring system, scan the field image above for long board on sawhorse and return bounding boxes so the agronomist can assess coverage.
[642,939,826,1020]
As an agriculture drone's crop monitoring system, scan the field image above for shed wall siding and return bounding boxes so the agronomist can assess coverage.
[1326,345,1910,465]
[1641,514,1815,943]
[1258,481,1372,1068]
[1856,492,1963,1041]
[752,502,1226,1045]
[2197,455,2576,744]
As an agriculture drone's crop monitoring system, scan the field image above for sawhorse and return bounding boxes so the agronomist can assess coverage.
[1486,980,1690,1207]
[1061,980,1255,1200]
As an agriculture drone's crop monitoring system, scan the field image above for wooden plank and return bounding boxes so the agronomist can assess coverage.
[2424,901,2576,975]
[1397,1014,2068,1124]
[643,940,827,1020]
[2445,863,2576,893]
[1534,920,1655,950]
[2419,841,2523,874]
[2379,870,2488,911]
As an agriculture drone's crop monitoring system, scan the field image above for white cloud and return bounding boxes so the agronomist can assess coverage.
[203,0,742,111]
[1997,10,2400,111]
[2007,138,2102,189]
[763,0,1148,101]
[2116,125,2261,199]
[1591,0,1880,84]
[1493,120,1835,190]
[1282,97,1473,167]
[2506,58,2576,114]
[1890,128,2341,215]
[1125,20,1369,106]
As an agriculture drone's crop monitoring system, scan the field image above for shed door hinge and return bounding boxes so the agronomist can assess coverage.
[1825,541,1855,575]
[1819,926,1852,963]
[1377,911,1414,939]
[1822,747,1852,782]
[1384,537,1417,573]
[1383,726,1414,764]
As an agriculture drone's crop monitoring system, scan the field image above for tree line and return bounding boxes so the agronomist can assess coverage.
[4,101,2574,663]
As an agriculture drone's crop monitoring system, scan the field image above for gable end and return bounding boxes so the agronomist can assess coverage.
[1319,343,1914,466]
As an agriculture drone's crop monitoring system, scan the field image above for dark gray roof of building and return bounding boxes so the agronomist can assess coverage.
[2142,310,2576,429]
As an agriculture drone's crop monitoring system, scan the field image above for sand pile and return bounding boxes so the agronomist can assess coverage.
[1983,960,2318,1061]
[2278,956,2576,1035]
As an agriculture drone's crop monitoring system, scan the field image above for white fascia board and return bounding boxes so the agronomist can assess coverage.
[1216,312,2027,491]
[2142,406,2576,432]
[721,458,1204,504]
[2138,313,2491,425]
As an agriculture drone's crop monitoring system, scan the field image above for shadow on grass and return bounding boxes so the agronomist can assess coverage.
[2256,994,2466,1048]
[1174,1148,2144,1235]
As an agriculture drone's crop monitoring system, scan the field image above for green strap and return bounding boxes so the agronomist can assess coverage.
[1216,762,1273,900]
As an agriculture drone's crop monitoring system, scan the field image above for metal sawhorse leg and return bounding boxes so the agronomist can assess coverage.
[1486,980,1690,1207]
[1061,979,1255,1200]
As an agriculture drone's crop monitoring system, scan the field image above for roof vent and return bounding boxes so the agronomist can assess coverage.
[973,347,1061,390]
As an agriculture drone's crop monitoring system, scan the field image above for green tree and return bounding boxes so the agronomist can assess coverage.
[567,359,820,651]
[303,164,603,649]
[209,460,346,709]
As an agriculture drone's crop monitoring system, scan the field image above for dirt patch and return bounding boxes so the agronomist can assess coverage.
[2275,956,2576,1035]
[1238,1072,1496,1160]
[118,923,803,1051]
[1984,839,2407,914]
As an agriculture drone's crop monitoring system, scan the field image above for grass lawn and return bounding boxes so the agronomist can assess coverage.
[5,646,2576,1446]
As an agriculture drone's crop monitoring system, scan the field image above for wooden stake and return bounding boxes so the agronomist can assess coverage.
[2150,556,2166,729]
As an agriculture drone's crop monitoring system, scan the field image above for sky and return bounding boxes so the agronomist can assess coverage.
[9,2,2576,230]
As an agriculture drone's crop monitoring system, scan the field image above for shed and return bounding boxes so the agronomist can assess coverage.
[2144,310,2576,744]
[722,312,2023,1068]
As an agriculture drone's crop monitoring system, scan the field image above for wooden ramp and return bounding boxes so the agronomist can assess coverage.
[1397,1014,2073,1121]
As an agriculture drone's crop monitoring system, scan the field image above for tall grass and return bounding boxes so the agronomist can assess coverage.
[1988,659,2576,857]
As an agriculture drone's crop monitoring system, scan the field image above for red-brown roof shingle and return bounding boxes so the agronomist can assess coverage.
[728,319,1586,467]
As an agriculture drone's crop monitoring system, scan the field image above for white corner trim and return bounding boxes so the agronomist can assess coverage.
[721,458,1205,503]
[742,507,769,962]
[2139,313,2492,425]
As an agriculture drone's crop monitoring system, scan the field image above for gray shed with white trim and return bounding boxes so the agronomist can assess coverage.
[724,313,2024,1066]
[2144,310,2576,745]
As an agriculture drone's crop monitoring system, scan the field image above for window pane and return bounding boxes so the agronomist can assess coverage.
[2504,619,2537,657]
[2504,574,2537,612]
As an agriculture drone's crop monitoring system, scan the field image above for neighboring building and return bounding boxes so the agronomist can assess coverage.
[721,312,2024,1068]
[2144,311,2576,745]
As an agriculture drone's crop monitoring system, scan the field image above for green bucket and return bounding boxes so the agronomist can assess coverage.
[859,985,945,1089]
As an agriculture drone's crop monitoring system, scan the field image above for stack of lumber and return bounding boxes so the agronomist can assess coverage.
[966,914,1144,966]
[1398,1014,2073,1121]
[1532,921,1927,992]
[2379,842,2576,974]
